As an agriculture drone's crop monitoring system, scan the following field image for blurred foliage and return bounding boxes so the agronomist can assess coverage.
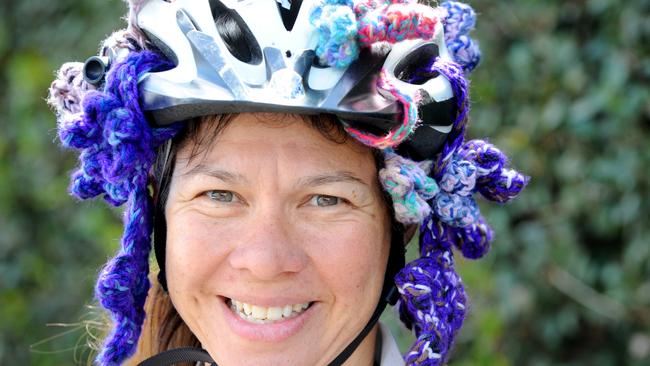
[0,0,648,365]
[0,0,126,364]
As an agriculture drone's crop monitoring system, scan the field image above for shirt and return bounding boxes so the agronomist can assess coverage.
[377,322,405,366]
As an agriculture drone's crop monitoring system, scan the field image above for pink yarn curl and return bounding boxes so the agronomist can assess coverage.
[344,69,422,148]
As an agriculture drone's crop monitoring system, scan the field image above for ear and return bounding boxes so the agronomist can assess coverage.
[403,224,419,246]
[149,172,160,205]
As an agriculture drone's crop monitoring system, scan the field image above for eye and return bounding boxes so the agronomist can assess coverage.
[206,190,236,203]
[309,195,342,207]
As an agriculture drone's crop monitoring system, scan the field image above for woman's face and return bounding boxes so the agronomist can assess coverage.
[165,113,391,366]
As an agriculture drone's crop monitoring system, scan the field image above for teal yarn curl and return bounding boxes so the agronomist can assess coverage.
[379,149,439,224]
[310,0,360,68]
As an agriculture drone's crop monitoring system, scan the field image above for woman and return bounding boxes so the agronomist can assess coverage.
[48,1,527,365]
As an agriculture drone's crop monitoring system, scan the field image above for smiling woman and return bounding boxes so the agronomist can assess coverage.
[48,0,527,365]
[160,113,391,365]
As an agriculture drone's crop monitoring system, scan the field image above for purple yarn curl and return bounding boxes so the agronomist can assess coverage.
[457,140,529,203]
[57,50,179,365]
[453,216,493,260]
[389,44,528,365]
[425,58,469,180]
[382,145,499,365]
[395,215,467,365]
[429,140,528,232]
[430,138,527,261]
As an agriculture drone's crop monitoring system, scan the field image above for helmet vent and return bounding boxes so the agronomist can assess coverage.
[143,29,179,66]
[312,55,329,69]
[394,43,440,85]
[210,0,263,65]
[276,0,303,31]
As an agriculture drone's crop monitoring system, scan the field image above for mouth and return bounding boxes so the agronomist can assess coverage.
[226,298,314,324]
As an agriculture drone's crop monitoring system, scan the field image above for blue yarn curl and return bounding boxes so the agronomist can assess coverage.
[432,191,479,227]
[310,0,360,68]
[441,1,481,72]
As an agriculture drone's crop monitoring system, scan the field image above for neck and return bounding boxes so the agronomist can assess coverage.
[333,325,379,366]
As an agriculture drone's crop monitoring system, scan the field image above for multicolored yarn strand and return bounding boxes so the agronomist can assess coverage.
[310,0,441,68]
[389,54,528,260]
[356,2,440,45]
[431,141,528,229]
[404,51,524,248]
[385,140,526,364]
[63,51,178,206]
[95,186,153,365]
[379,149,439,224]
[381,139,527,248]
[310,1,480,72]
[427,138,529,262]
[381,129,528,364]
[344,69,421,148]
[440,1,481,73]
[367,11,527,362]
[390,147,526,363]
[51,50,179,365]
[432,155,481,228]
[310,0,481,151]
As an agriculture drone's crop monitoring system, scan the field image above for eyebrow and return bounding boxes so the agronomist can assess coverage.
[294,171,368,188]
[182,164,249,184]
[182,166,367,188]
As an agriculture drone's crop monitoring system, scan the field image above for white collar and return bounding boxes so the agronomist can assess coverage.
[378,322,405,366]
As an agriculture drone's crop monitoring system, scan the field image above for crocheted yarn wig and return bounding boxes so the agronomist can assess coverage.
[48,1,527,365]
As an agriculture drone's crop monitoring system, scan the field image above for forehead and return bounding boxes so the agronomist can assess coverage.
[175,113,378,177]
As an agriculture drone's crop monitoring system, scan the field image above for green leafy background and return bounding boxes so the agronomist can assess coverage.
[1,0,648,365]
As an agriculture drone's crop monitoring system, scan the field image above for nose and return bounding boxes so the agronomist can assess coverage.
[227,207,308,281]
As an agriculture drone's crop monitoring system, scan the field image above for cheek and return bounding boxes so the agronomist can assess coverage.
[299,221,389,300]
[166,212,389,295]
[165,213,237,294]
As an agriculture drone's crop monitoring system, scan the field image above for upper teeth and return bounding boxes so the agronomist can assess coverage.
[231,299,310,322]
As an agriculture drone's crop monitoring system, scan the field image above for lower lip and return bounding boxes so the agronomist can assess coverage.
[219,297,314,342]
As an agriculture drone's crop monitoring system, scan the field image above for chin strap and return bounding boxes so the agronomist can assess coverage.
[327,222,404,366]
[326,285,398,366]
[137,347,216,366]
